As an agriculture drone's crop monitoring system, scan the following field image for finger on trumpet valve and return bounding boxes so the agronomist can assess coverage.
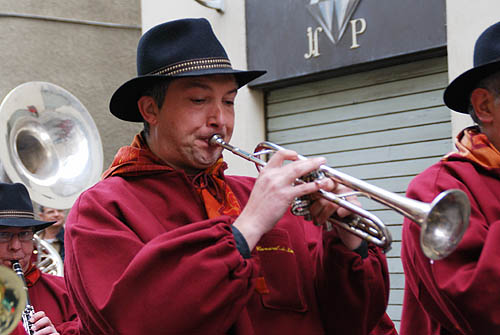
[291,196,313,221]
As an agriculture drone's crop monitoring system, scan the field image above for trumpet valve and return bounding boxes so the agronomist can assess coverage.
[291,196,313,221]
[291,169,326,223]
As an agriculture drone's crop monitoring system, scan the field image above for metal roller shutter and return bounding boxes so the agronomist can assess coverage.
[265,57,449,331]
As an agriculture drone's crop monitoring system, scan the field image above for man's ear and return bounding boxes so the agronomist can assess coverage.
[470,88,494,123]
[137,96,158,125]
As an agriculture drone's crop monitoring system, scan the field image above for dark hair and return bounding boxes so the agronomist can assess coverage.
[477,70,500,95]
[141,80,171,137]
[469,71,500,125]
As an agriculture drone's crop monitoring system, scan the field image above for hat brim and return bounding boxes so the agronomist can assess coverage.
[444,60,500,113]
[0,218,56,232]
[110,69,266,122]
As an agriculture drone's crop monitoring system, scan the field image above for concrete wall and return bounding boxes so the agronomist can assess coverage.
[0,0,142,175]
[141,0,265,177]
[447,0,500,140]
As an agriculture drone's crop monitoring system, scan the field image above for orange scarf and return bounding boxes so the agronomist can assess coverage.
[102,133,241,219]
[443,126,500,169]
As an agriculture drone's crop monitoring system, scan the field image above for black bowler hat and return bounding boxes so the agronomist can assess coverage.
[444,21,500,113]
[0,183,55,231]
[110,18,266,122]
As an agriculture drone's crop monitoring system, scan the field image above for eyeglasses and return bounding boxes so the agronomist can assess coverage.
[0,231,34,243]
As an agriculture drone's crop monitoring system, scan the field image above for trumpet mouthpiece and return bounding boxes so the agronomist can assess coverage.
[209,134,224,146]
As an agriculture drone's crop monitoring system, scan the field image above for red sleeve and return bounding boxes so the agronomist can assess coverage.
[29,274,80,335]
[401,161,500,334]
[305,223,392,335]
[64,188,260,334]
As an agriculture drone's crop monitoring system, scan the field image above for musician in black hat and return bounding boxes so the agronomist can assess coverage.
[64,18,392,334]
[0,182,78,335]
[401,21,500,334]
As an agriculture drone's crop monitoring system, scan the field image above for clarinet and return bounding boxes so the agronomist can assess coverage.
[11,261,35,335]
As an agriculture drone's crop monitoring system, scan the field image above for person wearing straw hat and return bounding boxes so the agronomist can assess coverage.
[0,182,78,335]
[401,21,500,334]
[64,18,392,334]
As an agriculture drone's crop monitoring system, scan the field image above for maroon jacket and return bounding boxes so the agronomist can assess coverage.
[401,156,500,334]
[10,273,79,335]
[65,169,391,334]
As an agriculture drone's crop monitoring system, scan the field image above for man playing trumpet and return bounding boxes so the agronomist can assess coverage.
[0,182,78,335]
[64,18,394,334]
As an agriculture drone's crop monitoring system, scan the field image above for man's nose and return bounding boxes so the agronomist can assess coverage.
[9,235,22,250]
[207,103,225,127]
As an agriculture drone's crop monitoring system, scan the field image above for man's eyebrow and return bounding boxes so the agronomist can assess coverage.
[184,81,238,94]
[226,88,238,95]
[184,81,211,90]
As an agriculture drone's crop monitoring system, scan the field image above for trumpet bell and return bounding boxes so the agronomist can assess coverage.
[0,82,103,209]
[421,189,470,260]
[0,266,26,335]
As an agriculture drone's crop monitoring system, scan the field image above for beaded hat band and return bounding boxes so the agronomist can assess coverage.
[109,18,266,122]
[0,183,55,231]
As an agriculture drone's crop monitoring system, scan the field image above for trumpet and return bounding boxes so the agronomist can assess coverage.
[11,261,35,335]
[210,135,471,260]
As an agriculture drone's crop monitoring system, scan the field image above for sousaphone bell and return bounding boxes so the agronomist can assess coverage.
[0,81,103,209]
[0,82,103,275]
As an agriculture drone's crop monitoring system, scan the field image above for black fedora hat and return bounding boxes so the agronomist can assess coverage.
[110,18,266,122]
[0,183,55,232]
[444,21,500,113]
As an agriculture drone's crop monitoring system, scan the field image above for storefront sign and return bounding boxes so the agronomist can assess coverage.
[246,0,446,87]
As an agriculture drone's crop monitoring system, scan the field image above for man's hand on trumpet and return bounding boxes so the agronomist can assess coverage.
[233,149,361,251]
[308,184,363,250]
[233,149,333,250]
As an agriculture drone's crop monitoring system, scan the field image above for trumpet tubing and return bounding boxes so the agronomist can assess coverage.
[210,134,471,260]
